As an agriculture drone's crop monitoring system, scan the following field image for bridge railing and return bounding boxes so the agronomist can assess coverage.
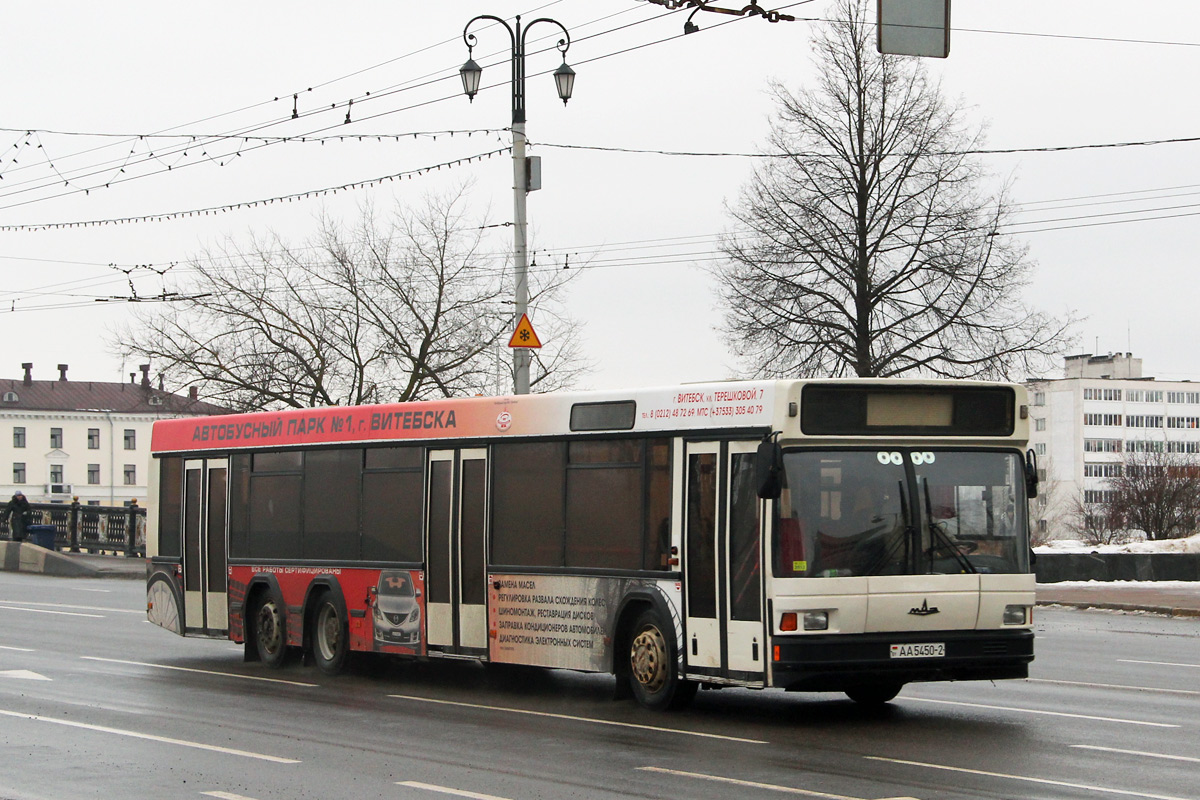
[0,500,146,557]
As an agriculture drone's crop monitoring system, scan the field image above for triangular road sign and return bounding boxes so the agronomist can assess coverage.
[507,313,543,349]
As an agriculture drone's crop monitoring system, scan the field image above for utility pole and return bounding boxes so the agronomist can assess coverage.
[460,14,575,394]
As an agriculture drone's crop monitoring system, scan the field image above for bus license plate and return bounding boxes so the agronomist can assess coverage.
[890,643,944,659]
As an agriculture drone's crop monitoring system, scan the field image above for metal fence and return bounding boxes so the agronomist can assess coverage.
[0,500,146,556]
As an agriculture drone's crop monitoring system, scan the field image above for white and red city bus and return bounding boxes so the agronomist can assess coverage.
[146,379,1037,709]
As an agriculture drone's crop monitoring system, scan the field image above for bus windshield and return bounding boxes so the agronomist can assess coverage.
[774,449,1030,578]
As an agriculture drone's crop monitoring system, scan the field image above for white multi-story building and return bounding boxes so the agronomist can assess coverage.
[1025,353,1200,538]
[0,363,226,507]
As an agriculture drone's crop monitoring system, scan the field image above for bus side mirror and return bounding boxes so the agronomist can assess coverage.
[756,439,783,500]
[1025,449,1039,499]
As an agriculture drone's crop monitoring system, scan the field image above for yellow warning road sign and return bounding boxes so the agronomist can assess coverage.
[507,313,542,348]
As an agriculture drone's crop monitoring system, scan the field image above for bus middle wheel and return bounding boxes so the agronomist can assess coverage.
[254,591,289,669]
[312,593,349,675]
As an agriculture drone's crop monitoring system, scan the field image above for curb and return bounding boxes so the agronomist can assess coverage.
[1037,600,1200,618]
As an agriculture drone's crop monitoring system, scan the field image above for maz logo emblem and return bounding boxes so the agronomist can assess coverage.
[909,599,940,616]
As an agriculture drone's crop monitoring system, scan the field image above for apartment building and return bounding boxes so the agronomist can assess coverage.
[1025,353,1200,538]
[0,363,226,506]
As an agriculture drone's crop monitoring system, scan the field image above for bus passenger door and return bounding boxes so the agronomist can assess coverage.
[181,458,228,637]
[425,449,489,654]
[683,441,765,682]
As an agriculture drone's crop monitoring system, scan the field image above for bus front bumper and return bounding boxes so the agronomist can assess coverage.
[770,629,1033,692]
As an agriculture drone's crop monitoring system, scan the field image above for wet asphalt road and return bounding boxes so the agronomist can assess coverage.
[1,571,1198,800]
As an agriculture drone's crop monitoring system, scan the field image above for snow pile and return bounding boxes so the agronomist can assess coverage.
[1035,532,1200,555]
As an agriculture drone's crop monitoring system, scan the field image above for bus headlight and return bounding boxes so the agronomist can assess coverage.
[1003,605,1029,625]
[803,611,829,631]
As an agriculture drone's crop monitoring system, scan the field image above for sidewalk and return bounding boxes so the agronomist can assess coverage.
[0,541,143,579]
[1037,581,1200,618]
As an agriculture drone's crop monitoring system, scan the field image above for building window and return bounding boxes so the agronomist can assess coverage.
[50,428,62,449]
[1034,418,1046,431]
[1126,440,1164,453]
[12,427,24,448]
[50,464,63,483]
[1125,415,1163,428]
[123,464,137,486]
[87,464,100,485]
[1033,391,1046,406]
[88,428,100,449]
[13,463,25,484]
[123,429,136,450]
[1166,416,1200,429]
[1084,438,1123,453]
[1167,441,1200,454]
[87,500,101,506]
[1084,413,1122,426]
[1035,442,1046,456]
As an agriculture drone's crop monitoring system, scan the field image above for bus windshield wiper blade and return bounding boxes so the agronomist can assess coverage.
[922,477,976,574]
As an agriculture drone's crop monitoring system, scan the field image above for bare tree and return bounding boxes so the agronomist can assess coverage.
[715,0,1073,379]
[112,186,586,410]
[1065,491,1130,547]
[1105,447,1200,541]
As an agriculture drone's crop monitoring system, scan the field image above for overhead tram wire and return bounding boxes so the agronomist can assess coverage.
[0,4,660,207]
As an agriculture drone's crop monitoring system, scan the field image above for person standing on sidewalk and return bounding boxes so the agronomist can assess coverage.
[2,491,33,542]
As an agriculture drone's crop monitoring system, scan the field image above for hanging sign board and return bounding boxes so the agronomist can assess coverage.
[507,313,543,349]
[877,0,950,58]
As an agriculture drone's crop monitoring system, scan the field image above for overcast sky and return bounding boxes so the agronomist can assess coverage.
[2,1,1198,393]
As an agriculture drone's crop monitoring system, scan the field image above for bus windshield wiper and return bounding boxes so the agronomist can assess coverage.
[862,480,911,576]
[922,477,976,574]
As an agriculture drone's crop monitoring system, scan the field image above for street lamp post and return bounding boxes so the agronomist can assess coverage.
[461,14,574,395]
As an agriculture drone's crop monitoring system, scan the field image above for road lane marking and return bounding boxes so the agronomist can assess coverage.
[1072,745,1200,764]
[1029,678,1200,697]
[202,793,260,800]
[1120,659,1200,670]
[866,756,1193,800]
[635,766,918,800]
[80,656,319,687]
[0,670,50,681]
[398,782,511,800]
[0,600,141,614]
[0,708,300,763]
[0,604,102,618]
[0,645,35,652]
[903,697,1178,727]
[386,694,766,744]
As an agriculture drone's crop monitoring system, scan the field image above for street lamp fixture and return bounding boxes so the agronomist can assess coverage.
[461,13,574,395]
[553,60,575,105]
[459,57,482,102]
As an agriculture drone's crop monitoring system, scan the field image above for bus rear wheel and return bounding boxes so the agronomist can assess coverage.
[845,683,902,706]
[312,594,349,675]
[628,609,695,711]
[253,592,289,669]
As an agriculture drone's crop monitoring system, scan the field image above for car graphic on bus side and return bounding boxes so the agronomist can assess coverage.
[372,570,421,646]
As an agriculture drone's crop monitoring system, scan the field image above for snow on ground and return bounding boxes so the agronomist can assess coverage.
[1034,532,1200,555]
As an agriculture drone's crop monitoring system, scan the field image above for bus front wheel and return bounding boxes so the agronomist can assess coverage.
[845,683,902,706]
[312,594,349,675]
[628,609,695,711]
[253,591,289,669]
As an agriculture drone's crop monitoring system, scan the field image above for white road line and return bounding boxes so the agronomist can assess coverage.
[1072,745,1200,764]
[1120,659,1200,670]
[0,708,300,763]
[70,587,111,593]
[0,645,35,652]
[202,793,260,800]
[0,600,141,614]
[866,756,1193,800]
[398,781,511,800]
[636,766,906,800]
[80,656,319,687]
[0,604,102,618]
[386,694,767,744]
[903,697,1178,727]
[1028,678,1200,697]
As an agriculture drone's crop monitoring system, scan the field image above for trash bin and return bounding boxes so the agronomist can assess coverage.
[25,524,57,550]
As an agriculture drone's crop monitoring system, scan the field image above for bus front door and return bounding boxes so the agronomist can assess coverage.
[181,458,229,637]
[425,449,488,655]
[683,441,765,682]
